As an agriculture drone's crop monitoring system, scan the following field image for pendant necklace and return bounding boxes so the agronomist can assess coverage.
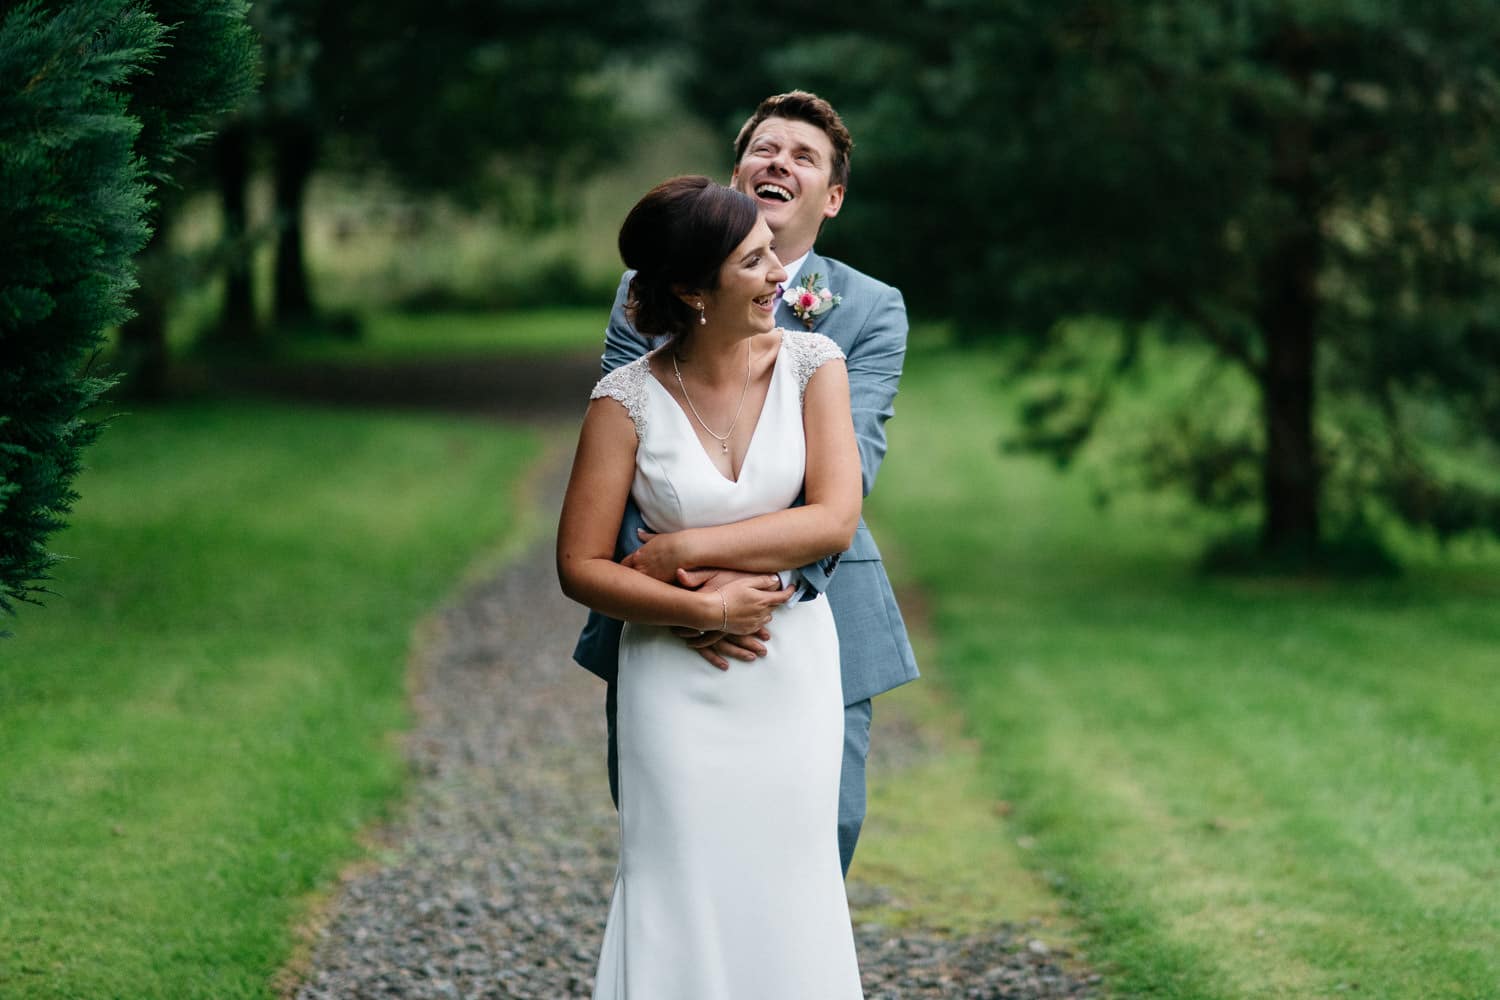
[673,338,751,454]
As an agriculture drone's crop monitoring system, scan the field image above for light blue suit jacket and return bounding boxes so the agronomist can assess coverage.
[571,251,920,705]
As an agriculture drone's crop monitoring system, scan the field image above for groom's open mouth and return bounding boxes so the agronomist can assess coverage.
[755,182,794,203]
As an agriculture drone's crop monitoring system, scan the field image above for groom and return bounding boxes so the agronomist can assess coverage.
[573,90,919,875]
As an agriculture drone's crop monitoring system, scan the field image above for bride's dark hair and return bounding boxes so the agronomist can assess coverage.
[618,176,759,346]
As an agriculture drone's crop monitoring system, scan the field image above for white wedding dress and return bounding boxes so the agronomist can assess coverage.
[588,329,863,1000]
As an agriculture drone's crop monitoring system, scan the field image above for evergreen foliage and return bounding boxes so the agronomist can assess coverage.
[682,1,1500,561]
[310,0,648,218]
[195,0,660,339]
[0,0,256,620]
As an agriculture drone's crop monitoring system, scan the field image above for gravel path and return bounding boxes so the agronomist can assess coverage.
[287,447,1101,999]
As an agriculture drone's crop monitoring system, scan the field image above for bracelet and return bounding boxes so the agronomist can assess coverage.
[717,587,728,633]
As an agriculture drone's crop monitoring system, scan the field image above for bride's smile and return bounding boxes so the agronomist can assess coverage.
[698,217,787,336]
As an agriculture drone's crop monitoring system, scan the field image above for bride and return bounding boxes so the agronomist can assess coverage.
[557,175,865,999]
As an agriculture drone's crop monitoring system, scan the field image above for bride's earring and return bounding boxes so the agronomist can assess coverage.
[697,302,707,326]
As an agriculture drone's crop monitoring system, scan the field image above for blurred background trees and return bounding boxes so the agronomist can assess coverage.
[249,0,652,329]
[0,0,256,619]
[120,0,657,392]
[676,0,1500,565]
[3,0,668,621]
[112,0,259,396]
[9,0,1500,589]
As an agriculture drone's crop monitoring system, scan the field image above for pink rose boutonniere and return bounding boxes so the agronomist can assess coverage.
[782,273,840,329]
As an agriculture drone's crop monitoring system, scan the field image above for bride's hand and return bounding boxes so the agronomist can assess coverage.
[620,528,689,583]
[671,568,776,670]
[717,575,797,635]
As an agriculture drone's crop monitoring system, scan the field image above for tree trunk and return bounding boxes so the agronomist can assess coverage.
[117,205,174,400]
[1256,187,1321,558]
[271,120,318,329]
[214,122,257,345]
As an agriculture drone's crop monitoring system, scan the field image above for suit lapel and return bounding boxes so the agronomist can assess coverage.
[775,261,802,330]
[778,250,837,335]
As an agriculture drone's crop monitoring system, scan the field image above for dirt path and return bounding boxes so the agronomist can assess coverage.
[249,359,1099,998]
[206,352,603,424]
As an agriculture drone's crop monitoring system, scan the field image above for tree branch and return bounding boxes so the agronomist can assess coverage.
[1172,295,1267,381]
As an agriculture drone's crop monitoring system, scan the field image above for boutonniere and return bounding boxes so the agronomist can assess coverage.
[782,273,840,329]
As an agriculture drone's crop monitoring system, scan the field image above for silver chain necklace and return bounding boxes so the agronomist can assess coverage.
[672,339,752,454]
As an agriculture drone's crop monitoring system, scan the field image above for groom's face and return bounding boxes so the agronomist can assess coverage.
[731,116,844,258]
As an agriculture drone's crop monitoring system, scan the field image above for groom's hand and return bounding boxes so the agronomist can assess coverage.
[666,625,771,671]
[620,528,685,583]
[671,567,776,670]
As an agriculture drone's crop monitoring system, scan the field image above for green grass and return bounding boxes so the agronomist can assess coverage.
[865,331,1500,998]
[0,402,540,999]
[850,677,1069,939]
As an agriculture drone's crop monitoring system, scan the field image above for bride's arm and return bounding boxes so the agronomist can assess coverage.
[621,359,862,580]
[557,398,793,632]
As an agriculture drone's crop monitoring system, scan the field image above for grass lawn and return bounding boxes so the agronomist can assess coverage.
[865,331,1500,999]
[850,638,1069,940]
[0,401,540,999]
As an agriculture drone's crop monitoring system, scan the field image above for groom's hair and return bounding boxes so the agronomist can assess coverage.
[733,91,853,188]
[618,175,759,343]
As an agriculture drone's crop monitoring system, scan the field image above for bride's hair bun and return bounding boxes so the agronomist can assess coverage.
[618,176,759,344]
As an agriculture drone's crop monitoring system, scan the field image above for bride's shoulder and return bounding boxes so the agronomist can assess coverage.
[780,328,844,365]
[590,355,654,435]
[778,329,845,398]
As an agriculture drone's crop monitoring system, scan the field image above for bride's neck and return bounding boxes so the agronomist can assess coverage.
[676,331,757,385]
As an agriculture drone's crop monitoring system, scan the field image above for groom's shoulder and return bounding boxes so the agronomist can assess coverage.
[816,254,900,300]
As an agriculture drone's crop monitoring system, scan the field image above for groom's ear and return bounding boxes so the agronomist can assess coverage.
[822,184,845,221]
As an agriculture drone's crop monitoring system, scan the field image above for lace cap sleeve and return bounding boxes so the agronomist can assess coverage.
[590,358,651,437]
[785,330,846,402]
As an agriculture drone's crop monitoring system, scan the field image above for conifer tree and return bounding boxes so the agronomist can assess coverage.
[684,0,1500,564]
[0,0,256,622]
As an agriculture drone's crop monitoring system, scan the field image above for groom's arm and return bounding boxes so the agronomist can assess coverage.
[603,272,650,379]
[847,285,908,496]
[602,273,655,559]
[795,283,908,596]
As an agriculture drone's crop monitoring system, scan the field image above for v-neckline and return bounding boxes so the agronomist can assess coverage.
[646,330,787,485]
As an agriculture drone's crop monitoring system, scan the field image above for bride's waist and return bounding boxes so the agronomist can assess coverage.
[626,591,827,638]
